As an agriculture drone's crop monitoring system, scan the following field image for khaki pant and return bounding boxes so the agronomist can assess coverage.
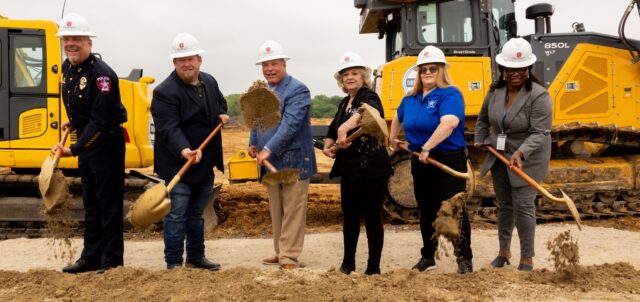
[266,179,309,265]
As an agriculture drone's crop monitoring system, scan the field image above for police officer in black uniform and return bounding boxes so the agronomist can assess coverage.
[52,13,127,274]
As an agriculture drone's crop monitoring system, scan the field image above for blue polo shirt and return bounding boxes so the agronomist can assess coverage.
[397,86,466,153]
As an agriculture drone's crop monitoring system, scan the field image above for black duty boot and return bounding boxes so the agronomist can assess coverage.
[364,267,381,275]
[62,259,101,274]
[186,257,221,271]
[457,259,473,274]
[339,262,355,275]
[412,257,436,272]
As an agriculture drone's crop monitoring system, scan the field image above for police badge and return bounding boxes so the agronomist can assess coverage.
[79,77,87,90]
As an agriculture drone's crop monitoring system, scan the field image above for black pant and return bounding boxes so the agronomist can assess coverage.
[411,150,472,261]
[77,130,125,268]
[340,176,387,270]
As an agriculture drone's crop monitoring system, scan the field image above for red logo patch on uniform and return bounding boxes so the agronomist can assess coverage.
[66,21,72,27]
[516,51,522,58]
[96,76,111,94]
[266,47,271,53]
[179,42,184,49]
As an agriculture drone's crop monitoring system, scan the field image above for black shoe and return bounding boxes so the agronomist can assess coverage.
[412,258,436,272]
[186,257,221,271]
[167,263,182,270]
[96,265,120,275]
[490,256,511,268]
[517,263,533,271]
[339,263,355,275]
[364,267,381,275]
[62,259,101,274]
[457,259,473,274]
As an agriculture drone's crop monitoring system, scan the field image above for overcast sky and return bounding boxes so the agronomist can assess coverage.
[1,0,638,96]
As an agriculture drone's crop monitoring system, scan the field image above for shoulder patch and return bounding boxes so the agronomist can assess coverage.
[96,76,111,94]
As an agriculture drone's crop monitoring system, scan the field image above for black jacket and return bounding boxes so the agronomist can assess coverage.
[151,71,227,185]
[62,54,127,155]
[326,87,391,181]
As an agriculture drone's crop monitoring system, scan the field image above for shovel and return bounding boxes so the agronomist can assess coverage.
[39,127,71,211]
[396,140,475,195]
[127,122,224,227]
[486,145,582,230]
[329,103,388,152]
[260,159,299,186]
[240,80,281,130]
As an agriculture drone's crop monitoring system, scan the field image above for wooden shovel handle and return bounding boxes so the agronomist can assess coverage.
[167,122,224,191]
[329,128,364,152]
[396,141,467,179]
[486,146,541,190]
[52,127,72,167]
[262,159,278,173]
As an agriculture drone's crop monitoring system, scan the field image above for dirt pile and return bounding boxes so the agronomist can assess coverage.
[1,263,639,301]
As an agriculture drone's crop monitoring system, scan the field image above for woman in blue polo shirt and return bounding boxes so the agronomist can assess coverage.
[390,45,473,274]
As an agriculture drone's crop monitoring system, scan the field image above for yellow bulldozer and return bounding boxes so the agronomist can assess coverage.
[353,0,640,221]
[0,15,156,224]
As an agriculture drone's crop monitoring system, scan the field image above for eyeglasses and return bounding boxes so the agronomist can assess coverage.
[419,66,439,75]
[504,67,528,75]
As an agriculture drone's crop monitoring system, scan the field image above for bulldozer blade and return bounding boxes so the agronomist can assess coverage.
[261,169,300,186]
[126,182,171,228]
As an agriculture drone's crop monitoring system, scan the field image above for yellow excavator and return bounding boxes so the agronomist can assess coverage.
[354,0,640,221]
[0,16,155,224]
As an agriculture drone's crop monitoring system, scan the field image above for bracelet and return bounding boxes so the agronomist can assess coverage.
[421,147,430,152]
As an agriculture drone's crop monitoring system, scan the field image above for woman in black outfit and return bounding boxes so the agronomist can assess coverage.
[323,51,392,275]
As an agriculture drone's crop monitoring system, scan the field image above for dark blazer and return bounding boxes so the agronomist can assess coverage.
[474,82,552,187]
[326,87,391,181]
[151,71,227,185]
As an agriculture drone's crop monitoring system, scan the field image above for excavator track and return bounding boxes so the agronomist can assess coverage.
[387,123,640,224]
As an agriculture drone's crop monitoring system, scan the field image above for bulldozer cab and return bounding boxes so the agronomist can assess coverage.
[359,0,516,77]
[0,21,63,164]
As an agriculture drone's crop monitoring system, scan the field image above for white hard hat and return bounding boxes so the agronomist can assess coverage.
[56,13,95,37]
[170,33,205,59]
[496,38,537,68]
[256,40,290,65]
[413,45,448,70]
[336,51,368,74]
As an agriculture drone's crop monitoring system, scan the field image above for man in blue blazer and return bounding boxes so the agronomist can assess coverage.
[249,40,317,269]
[151,33,229,270]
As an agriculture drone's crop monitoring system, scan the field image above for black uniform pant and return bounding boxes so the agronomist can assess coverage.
[411,150,472,262]
[78,130,125,268]
[340,176,387,270]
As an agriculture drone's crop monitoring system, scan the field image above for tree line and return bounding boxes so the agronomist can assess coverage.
[225,94,342,118]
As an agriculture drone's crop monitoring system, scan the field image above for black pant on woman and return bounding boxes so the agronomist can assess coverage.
[411,150,472,262]
[340,176,388,274]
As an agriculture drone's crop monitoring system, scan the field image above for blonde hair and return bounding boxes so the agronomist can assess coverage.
[334,67,372,94]
[407,63,455,96]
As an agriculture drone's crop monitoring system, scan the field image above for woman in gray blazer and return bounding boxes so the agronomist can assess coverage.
[474,38,552,271]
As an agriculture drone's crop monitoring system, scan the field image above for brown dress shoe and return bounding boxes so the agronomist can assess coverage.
[262,256,279,266]
[280,263,297,270]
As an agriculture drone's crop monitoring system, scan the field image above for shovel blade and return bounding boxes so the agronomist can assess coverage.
[561,190,583,231]
[38,155,55,196]
[127,183,171,227]
[261,169,300,186]
[42,169,69,212]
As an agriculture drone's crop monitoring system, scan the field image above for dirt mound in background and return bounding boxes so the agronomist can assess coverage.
[1,263,639,301]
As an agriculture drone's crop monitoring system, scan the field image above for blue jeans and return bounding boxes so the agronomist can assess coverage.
[163,182,212,266]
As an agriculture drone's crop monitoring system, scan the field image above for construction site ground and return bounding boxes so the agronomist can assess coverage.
[1,123,640,301]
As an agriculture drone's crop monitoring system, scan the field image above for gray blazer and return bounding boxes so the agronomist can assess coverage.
[474,82,552,187]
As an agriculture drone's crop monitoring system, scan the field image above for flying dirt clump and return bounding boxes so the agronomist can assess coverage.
[547,230,580,279]
[43,193,78,265]
[240,80,281,131]
[432,192,466,259]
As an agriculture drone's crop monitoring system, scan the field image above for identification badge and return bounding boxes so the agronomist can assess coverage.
[496,134,507,151]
